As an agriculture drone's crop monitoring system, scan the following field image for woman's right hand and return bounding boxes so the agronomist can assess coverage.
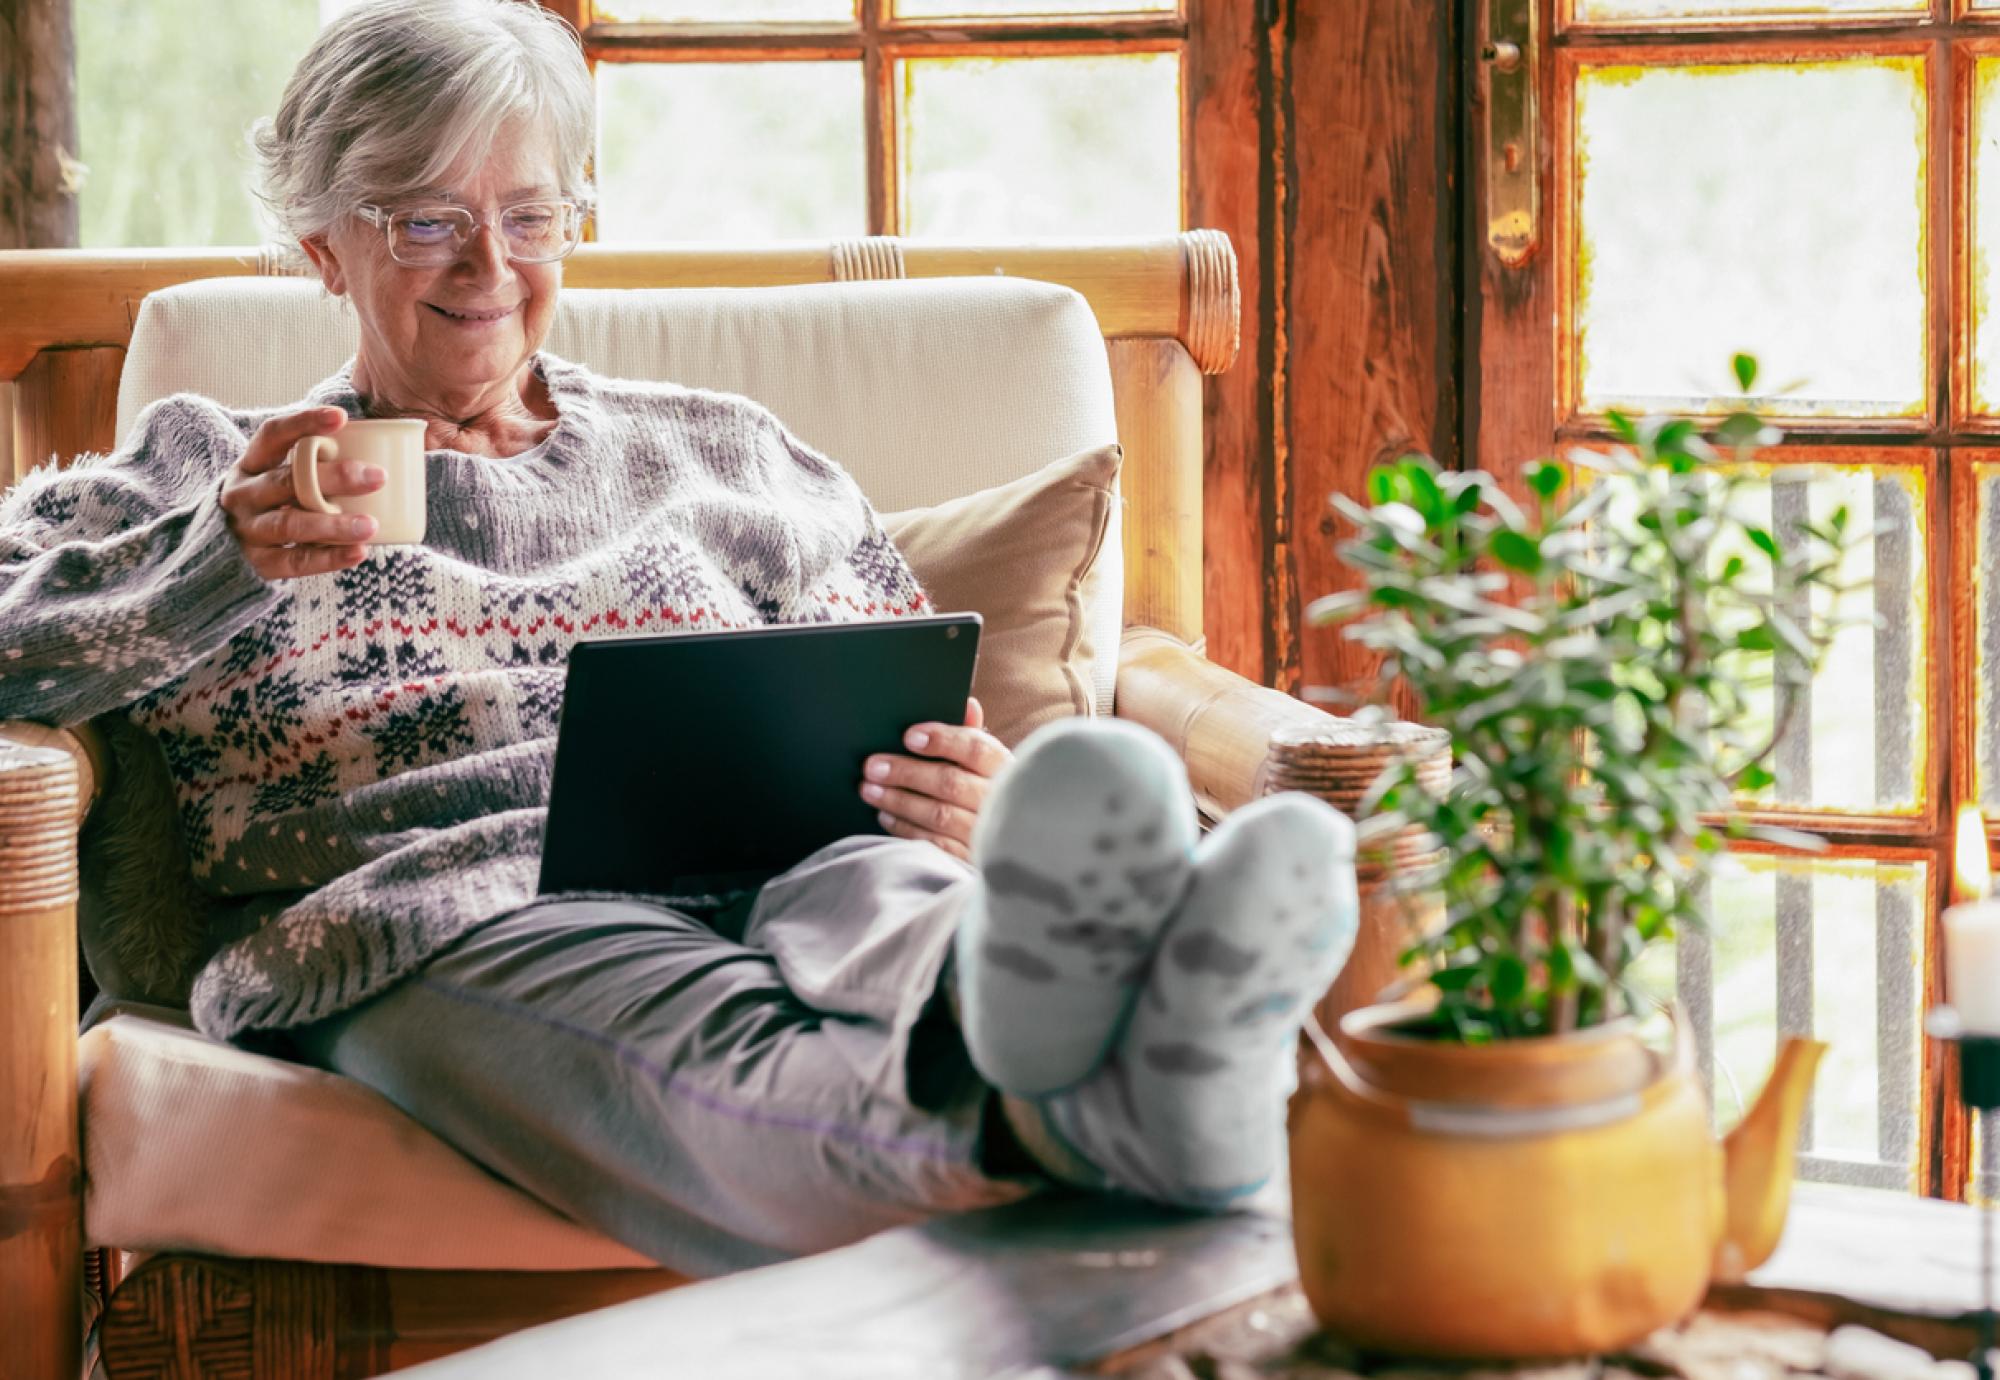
[220,407,384,581]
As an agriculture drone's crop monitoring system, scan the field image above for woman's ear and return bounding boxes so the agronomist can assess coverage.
[299,234,347,297]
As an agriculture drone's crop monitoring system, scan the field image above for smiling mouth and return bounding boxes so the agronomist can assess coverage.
[426,303,516,323]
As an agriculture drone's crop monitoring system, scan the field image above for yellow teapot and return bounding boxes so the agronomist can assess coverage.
[1287,1000,1826,1359]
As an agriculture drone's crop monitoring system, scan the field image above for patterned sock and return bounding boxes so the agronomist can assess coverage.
[1003,792,1358,1207]
[955,717,1200,1096]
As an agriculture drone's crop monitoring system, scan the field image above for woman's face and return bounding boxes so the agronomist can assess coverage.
[305,133,565,411]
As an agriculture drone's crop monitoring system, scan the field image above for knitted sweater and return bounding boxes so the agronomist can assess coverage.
[0,354,931,1040]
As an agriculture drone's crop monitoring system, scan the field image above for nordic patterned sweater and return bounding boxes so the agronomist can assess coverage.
[0,353,931,1042]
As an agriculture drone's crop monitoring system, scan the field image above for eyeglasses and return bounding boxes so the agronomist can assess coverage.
[355,198,588,267]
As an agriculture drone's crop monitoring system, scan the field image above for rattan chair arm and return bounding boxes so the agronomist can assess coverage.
[0,719,92,1380]
[0,719,104,822]
[1114,627,1346,818]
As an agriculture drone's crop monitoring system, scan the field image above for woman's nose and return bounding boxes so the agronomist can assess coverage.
[457,220,513,286]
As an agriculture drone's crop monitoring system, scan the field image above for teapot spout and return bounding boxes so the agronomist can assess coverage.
[1714,1037,1827,1283]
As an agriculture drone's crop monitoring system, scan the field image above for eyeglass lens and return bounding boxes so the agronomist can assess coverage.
[390,203,577,264]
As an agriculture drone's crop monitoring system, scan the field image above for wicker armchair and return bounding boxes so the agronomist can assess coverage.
[0,233,1352,1380]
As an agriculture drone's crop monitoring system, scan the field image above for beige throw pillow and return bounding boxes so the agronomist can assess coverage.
[882,443,1122,750]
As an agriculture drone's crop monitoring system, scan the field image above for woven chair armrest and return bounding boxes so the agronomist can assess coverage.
[0,720,105,823]
[1114,627,1347,817]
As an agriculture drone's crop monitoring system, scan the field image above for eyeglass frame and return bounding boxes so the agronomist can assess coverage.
[353,197,592,267]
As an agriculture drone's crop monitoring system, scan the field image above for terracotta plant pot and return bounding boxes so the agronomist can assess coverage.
[1287,1000,1823,1360]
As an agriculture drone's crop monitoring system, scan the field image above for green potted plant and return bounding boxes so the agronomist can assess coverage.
[1285,357,1855,1359]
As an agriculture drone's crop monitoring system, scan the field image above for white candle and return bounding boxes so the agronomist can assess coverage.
[1947,805,2000,1034]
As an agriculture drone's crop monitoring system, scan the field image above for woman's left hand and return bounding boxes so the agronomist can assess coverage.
[861,697,1012,862]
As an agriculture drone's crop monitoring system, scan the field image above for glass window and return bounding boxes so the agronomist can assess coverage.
[596,62,868,241]
[1967,61,2000,416]
[1716,461,1929,817]
[1572,58,1927,419]
[1577,0,1923,19]
[1970,459,2000,813]
[1628,852,1927,1191]
[895,0,1175,15]
[76,0,321,247]
[593,1,856,20]
[900,53,1181,238]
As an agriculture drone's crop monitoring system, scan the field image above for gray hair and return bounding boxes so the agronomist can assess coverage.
[254,0,594,245]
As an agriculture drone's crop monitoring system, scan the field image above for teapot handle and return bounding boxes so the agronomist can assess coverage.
[1296,1011,1414,1123]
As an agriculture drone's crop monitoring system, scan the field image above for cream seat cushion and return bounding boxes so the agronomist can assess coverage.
[82,1010,651,1269]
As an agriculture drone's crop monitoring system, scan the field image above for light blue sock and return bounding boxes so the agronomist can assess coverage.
[1003,792,1358,1207]
[955,717,1199,1096]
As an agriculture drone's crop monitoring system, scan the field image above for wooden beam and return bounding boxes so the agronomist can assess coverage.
[0,0,80,249]
[10,344,121,478]
[1109,338,1204,644]
[1285,2,1460,707]
[1485,0,1560,482]
[0,238,1238,382]
[1189,0,1275,684]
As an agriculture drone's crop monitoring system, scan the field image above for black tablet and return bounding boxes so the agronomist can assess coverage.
[537,612,982,898]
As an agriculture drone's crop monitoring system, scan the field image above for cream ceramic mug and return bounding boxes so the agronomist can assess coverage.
[288,418,428,545]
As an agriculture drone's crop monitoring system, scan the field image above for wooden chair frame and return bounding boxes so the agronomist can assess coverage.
[0,232,1343,1380]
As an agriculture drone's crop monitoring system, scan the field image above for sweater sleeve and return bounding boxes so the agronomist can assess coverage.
[0,395,283,726]
[761,422,932,625]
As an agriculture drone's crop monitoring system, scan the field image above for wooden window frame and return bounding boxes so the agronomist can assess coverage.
[538,0,1190,238]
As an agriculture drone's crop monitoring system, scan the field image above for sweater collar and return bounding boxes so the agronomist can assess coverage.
[304,353,583,463]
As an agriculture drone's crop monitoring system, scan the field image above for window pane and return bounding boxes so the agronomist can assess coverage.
[895,0,1174,14]
[1967,62,2000,415]
[596,63,865,241]
[1627,852,1927,1193]
[1710,460,1930,817]
[77,0,320,246]
[1573,59,1927,419]
[901,54,1180,238]
[1970,459,2000,813]
[593,1,855,20]
[1578,0,1921,18]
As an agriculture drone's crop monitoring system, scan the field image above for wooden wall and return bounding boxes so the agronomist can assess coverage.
[1193,1,1460,703]
[1188,0,1276,687]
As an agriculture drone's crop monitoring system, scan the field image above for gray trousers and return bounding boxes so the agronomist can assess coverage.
[290,837,1040,1276]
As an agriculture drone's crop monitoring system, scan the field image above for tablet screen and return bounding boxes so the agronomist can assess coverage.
[538,613,982,897]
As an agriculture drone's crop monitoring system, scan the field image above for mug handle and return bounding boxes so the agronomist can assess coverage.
[289,435,342,514]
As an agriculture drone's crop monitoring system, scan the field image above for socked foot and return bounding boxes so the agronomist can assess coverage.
[954,717,1199,1096]
[1003,792,1359,1207]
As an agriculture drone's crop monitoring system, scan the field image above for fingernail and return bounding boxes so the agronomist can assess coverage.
[363,466,385,486]
[862,783,884,802]
[878,811,895,829]
[865,759,890,781]
[905,730,929,751]
[348,517,375,538]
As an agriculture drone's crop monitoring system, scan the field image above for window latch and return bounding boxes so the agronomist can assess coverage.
[1482,0,1539,267]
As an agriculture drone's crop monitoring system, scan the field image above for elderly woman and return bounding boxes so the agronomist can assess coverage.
[0,0,1356,1274]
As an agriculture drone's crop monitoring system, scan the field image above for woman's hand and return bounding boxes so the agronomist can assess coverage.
[220,407,385,581]
[862,697,1012,862]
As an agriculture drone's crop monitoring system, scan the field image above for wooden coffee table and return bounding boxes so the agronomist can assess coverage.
[393,1184,1991,1379]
